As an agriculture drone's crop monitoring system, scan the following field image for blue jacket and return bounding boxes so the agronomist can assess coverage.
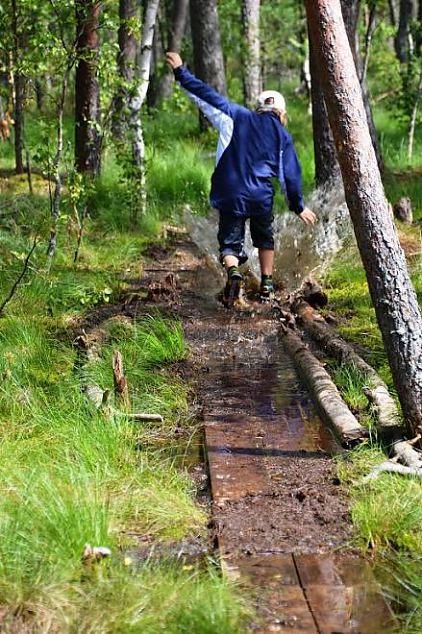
[174,65,305,217]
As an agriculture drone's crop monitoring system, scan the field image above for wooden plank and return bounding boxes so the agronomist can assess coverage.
[294,554,343,587]
[236,554,300,586]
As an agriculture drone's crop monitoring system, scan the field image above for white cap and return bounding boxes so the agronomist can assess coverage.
[257,90,286,113]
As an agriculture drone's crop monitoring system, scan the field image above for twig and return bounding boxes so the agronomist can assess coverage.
[0,236,38,315]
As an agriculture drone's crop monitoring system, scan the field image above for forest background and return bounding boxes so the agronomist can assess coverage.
[0,0,421,632]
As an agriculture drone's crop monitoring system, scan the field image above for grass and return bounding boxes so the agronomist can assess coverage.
[0,55,421,630]
[0,149,249,630]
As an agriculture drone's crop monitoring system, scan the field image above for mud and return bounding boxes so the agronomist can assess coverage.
[136,237,352,554]
[124,234,395,633]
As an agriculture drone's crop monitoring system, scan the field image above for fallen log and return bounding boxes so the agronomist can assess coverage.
[280,328,367,446]
[293,299,403,441]
[363,460,422,481]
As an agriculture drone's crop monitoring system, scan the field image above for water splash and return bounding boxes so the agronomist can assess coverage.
[185,178,353,290]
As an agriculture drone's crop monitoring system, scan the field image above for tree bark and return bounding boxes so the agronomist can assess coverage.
[281,329,367,446]
[309,36,340,186]
[146,3,166,109]
[11,0,24,174]
[388,0,399,27]
[361,2,376,86]
[151,0,189,106]
[407,68,422,162]
[75,0,101,177]
[341,0,384,173]
[189,0,226,131]
[293,299,403,440]
[395,0,415,62]
[241,0,262,108]
[112,0,139,139]
[309,0,383,185]
[305,0,422,433]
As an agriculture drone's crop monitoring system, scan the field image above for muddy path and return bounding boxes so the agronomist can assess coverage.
[126,234,396,634]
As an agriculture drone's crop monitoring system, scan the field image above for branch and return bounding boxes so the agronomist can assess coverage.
[0,237,38,315]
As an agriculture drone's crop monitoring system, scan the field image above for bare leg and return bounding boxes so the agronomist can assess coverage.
[223,254,239,269]
[258,249,274,276]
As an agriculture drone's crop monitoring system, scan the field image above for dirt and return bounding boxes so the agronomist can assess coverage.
[126,233,398,633]
[129,236,353,555]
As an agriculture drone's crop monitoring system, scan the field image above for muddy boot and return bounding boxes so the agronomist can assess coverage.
[259,274,274,302]
[223,266,243,306]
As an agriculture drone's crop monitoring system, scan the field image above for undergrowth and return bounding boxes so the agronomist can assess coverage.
[0,157,248,630]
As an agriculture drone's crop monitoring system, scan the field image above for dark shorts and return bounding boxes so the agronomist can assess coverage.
[217,212,274,265]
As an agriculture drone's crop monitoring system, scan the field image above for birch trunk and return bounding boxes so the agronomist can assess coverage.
[241,0,262,109]
[128,0,160,221]
[46,70,71,271]
[305,0,422,434]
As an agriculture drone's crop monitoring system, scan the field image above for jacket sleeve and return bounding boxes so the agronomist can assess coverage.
[279,136,305,214]
[174,65,241,120]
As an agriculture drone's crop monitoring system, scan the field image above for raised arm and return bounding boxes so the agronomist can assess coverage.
[166,52,240,119]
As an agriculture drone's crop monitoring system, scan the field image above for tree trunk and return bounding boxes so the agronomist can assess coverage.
[151,0,189,106]
[407,68,422,162]
[361,2,376,86]
[341,0,384,173]
[388,0,399,27]
[46,69,71,271]
[75,0,101,177]
[309,36,340,186]
[395,0,415,62]
[146,4,166,109]
[309,0,383,185]
[11,0,24,174]
[241,0,262,108]
[415,0,422,54]
[189,0,226,131]
[112,0,139,139]
[305,0,422,433]
[127,0,160,221]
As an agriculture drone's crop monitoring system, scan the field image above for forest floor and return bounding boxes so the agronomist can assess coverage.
[132,232,399,633]
[0,94,421,631]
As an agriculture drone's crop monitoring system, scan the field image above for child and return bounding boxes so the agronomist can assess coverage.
[166,52,316,303]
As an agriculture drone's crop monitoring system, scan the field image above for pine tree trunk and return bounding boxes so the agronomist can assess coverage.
[395,0,415,62]
[341,0,384,173]
[11,0,24,174]
[388,0,399,27]
[75,0,101,177]
[189,0,226,131]
[112,0,139,139]
[241,0,262,108]
[150,0,189,106]
[309,36,340,186]
[305,0,422,433]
